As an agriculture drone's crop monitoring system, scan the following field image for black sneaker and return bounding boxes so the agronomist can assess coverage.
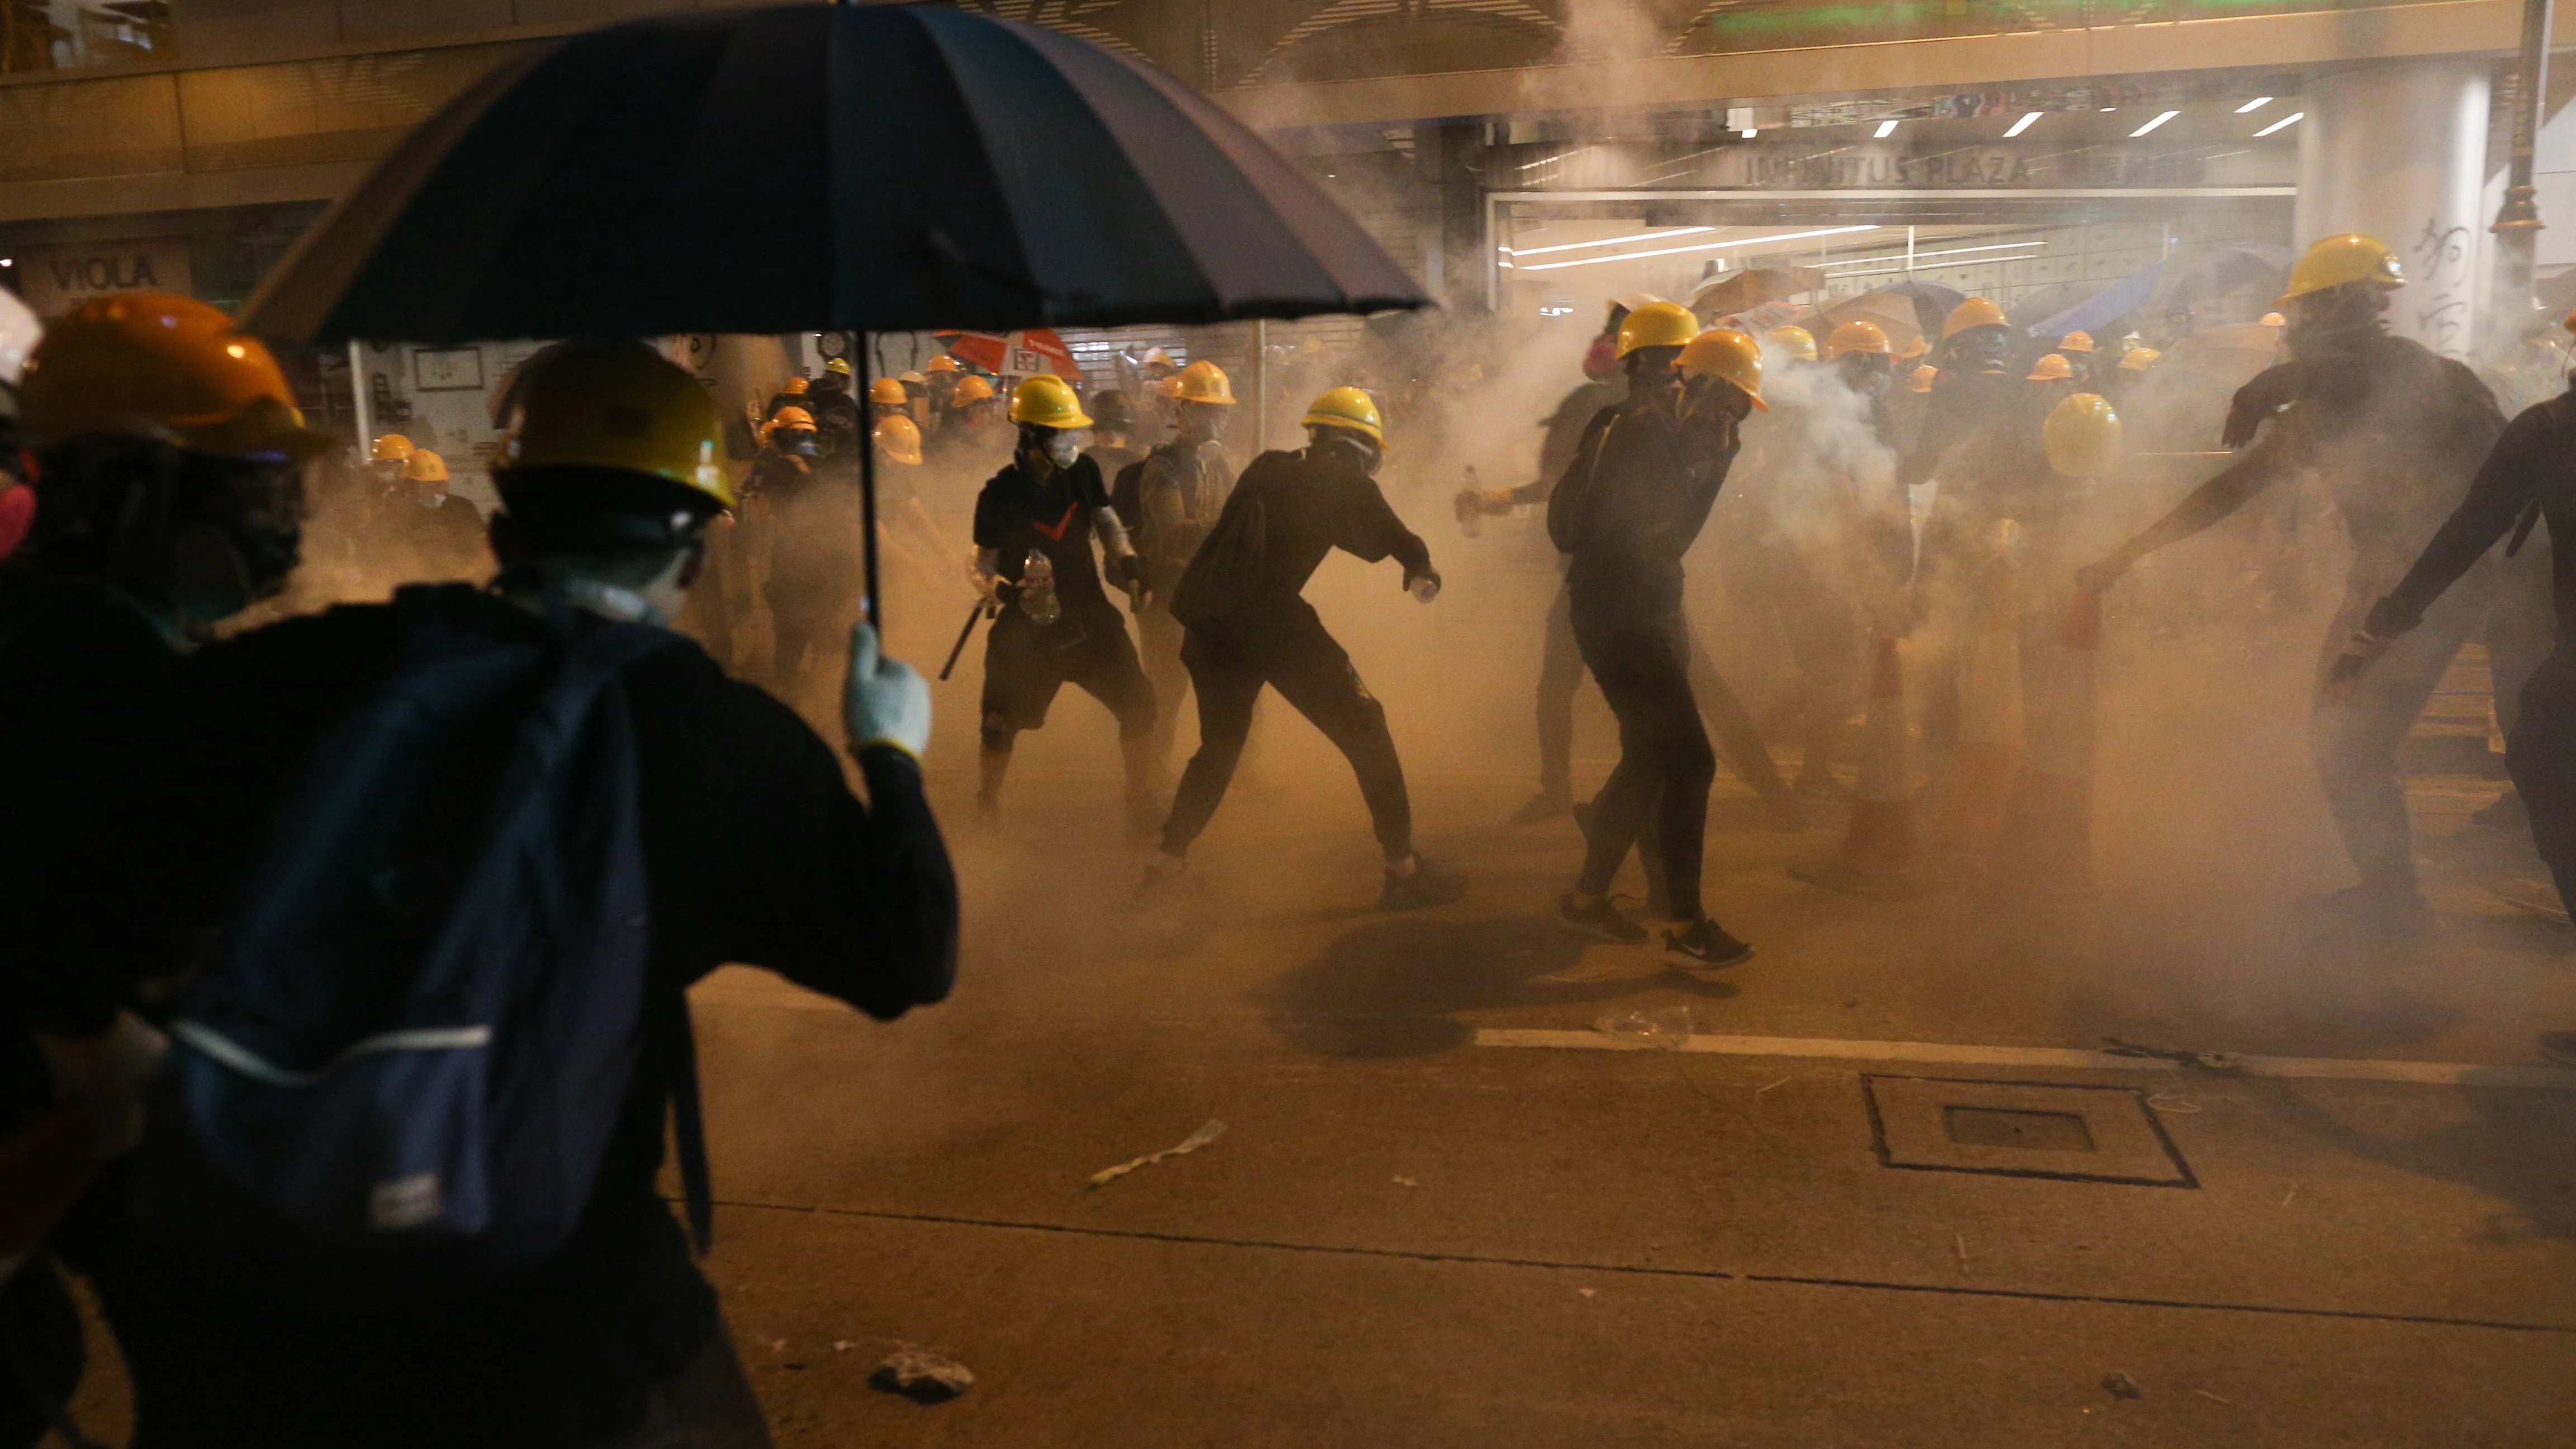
[1381,859,1468,911]
[2540,1031,2576,1068]
[1509,790,1573,826]
[1664,918,1754,970]
[1560,892,1647,944]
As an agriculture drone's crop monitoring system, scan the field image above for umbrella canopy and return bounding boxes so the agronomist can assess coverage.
[1688,267,1824,321]
[1854,280,1964,346]
[242,2,1426,344]
[935,328,1078,378]
[1796,290,1933,356]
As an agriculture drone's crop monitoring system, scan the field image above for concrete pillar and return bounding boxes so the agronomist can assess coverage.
[2296,61,2491,358]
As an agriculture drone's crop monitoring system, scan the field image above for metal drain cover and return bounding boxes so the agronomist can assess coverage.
[1863,1076,2196,1187]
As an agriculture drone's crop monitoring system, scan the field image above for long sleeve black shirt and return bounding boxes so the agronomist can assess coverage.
[1556,399,1736,608]
[2371,388,2576,642]
[1168,446,1430,632]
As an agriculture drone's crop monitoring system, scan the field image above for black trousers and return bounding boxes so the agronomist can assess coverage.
[1162,607,1412,859]
[2508,648,2576,910]
[978,602,1155,752]
[1535,580,1790,803]
[1570,584,1717,920]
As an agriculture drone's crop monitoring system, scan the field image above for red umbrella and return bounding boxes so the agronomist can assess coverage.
[935,327,1077,377]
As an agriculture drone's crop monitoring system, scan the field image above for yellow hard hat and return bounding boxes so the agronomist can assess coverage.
[1616,300,1701,357]
[1153,376,1185,400]
[2025,353,2074,382]
[502,341,733,510]
[783,377,809,395]
[1008,373,1092,429]
[926,355,963,375]
[1896,334,1929,360]
[1174,359,1236,405]
[2259,312,2287,328]
[1677,329,1768,411]
[403,448,449,484]
[822,357,853,377]
[2277,234,2403,304]
[21,291,330,457]
[869,377,907,405]
[766,405,817,434]
[1302,385,1386,447]
[1942,297,2009,338]
[370,433,415,463]
[1908,364,1938,394]
[2057,330,2096,354]
[2116,347,2162,372]
[2043,392,2123,477]
[874,414,924,466]
[949,375,996,408]
[1768,325,1818,363]
[1824,320,1892,360]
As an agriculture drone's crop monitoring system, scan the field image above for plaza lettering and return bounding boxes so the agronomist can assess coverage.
[49,253,160,293]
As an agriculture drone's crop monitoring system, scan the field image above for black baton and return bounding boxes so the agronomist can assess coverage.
[938,602,988,681]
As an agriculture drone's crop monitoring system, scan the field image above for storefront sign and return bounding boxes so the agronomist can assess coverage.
[17,238,194,316]
[1725,146,2208,190]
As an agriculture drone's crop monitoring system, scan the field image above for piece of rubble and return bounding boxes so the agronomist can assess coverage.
[872,1348,974,1404]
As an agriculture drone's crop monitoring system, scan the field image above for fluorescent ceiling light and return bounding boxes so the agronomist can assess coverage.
[1820,240,2045,269]
[2005,112,2040,137]
[2253,110,2303,138]
[1515,224,1879,273]
[1503,226,1714,259]
[1874,119,1900,138]
[2235,97,2272,113]
[2130,110,2179,138]
[1740,128,1757,139]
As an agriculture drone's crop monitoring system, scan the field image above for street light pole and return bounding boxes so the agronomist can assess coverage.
[2492,0,2552,338]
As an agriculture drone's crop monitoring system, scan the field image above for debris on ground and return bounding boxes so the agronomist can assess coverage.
[2194,1388,2233,1405]
[2102,1038,2241,1072]
[871,1348,976,1404]
[1593,1006,1693,1050]
[2146,1092,2203,1113]
[1087,1120,1227,1189]
[2103,1371,2144,1400]
[1578,1287,1596,1298]
[1393,1176,1418,1188]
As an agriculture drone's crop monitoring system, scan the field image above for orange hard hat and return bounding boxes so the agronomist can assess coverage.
[21,291,330,457]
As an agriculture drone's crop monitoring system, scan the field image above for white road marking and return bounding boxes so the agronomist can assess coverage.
[1472,1029,2576,1090]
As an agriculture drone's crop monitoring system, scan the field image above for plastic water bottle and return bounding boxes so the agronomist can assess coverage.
[1019,548,1060,627]
[1455,465,1484,538]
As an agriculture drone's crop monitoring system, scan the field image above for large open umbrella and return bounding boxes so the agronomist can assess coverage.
[242,1,1425,624]
[1688,266,1823,321]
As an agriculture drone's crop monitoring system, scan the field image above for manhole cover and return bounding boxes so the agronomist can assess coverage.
[1863,1076,2196,1187]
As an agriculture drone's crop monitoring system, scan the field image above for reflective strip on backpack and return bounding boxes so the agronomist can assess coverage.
[172,1019,493,1089]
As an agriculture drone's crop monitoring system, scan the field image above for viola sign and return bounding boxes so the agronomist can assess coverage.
[18,238,195,317]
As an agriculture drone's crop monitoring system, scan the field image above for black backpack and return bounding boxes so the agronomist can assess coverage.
[138,585,707,1297]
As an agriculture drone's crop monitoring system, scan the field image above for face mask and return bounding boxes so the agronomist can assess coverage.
[1044,432,1082,467]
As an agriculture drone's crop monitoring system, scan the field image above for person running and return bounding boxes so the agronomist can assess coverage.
[94,339,956,1447]
[2078,234,2506,938]
[969,374,1158,834]
[1550,312,1766,969]
[1146,387,1466,911]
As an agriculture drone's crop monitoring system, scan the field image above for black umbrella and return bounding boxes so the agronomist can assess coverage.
[244,1,1426,623]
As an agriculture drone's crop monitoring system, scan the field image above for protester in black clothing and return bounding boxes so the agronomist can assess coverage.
[1550,307,1763,969]
[1085,390,1145,485]
[2331,351,2576,1057]
[1463,322,1798,827]
[2080,234,2506,937]
[971,373,1158,834]
[1113,361,1239,783]
[0,292,326,1445]
[89,340,954,1449]
[806,356,862,454]
[1148,386,1467,911]
[747,407,863,685]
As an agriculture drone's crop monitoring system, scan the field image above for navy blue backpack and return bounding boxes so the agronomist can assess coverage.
[139,584,707,1294]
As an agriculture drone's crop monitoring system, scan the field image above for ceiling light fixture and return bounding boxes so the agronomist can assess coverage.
[2235,97,2272,113]
[1874,119,1900,138]
[1502,226,1716,259]
[2130,110,2179,138]
[1514,224,1881,273]
[2253,110,2303,138]
[2005,112,2041,137]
